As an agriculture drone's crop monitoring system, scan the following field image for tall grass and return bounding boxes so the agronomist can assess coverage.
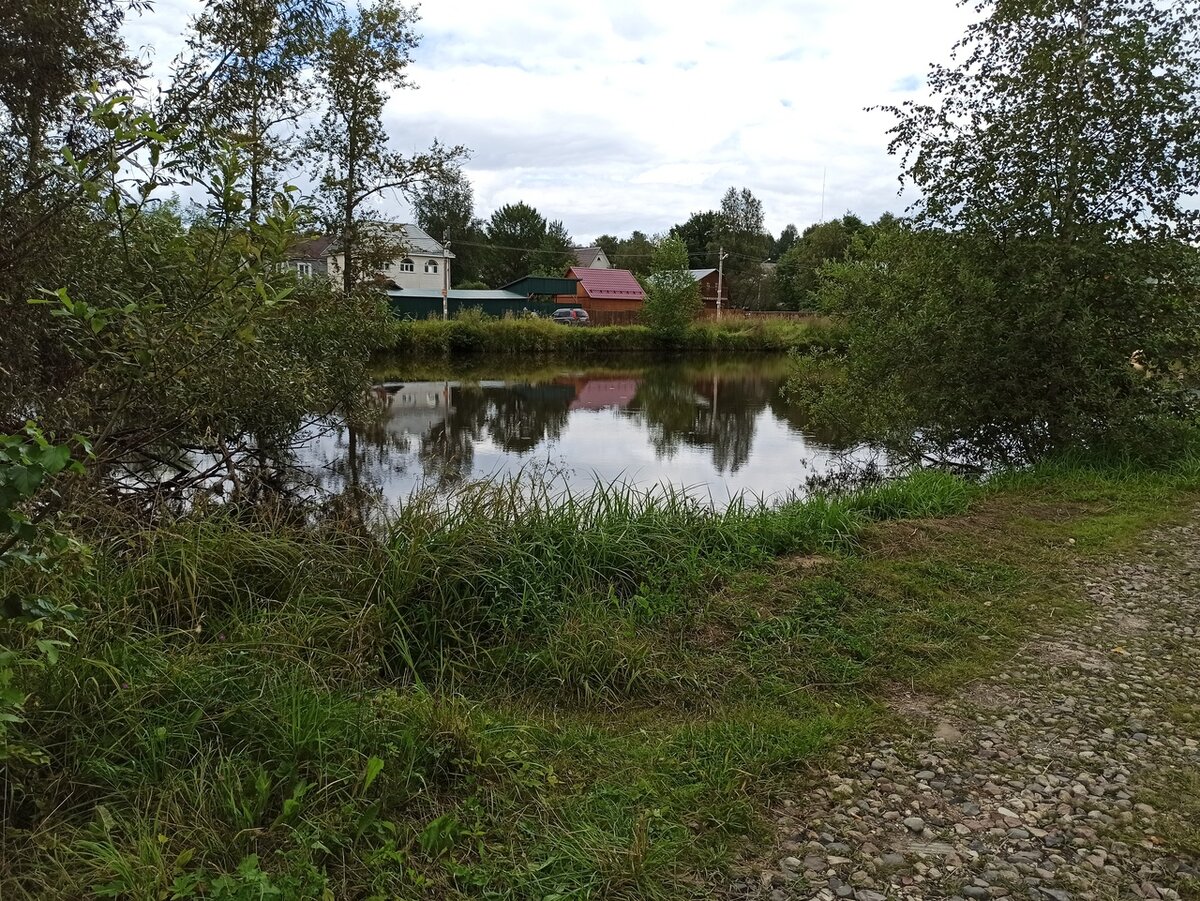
[385,315,844,359]
[1,468,974,899]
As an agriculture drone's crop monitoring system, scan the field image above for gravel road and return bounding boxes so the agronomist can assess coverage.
[736,518,1200,901]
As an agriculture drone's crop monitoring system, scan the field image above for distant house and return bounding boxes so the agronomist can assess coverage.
[285,236,334,279]
[643,268,730,309]
[325,223,454,291]
[571,245,611,269]
[558,266,645,312]
[688,268,729,308]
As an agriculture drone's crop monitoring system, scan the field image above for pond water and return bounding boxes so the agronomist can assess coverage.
[295,356,886,507]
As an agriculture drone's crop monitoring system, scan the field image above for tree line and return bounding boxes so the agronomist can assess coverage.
[418,173,899,311]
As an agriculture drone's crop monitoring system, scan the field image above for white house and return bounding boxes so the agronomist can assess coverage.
[326,223,455,291]
[571,245,611,269]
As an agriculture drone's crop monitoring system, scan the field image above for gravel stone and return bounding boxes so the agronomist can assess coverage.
[732,516,1200,901]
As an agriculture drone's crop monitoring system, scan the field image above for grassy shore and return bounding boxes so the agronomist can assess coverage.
[385,314,843,359]
[3,459,1199,898]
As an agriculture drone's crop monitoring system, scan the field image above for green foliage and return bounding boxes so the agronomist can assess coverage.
[0,0,139,170]
[179,0,330,218]
[668,209,720,266]
[813,0,1200,462]
[482,202,574,286]
[807,221,1200,465]
[594,230,657,278]
[774,214,871,310]
[385,315,843,358]
[641,235,701,338]
[714,187,773,306]
[773,223,799,260]
[306,0,464,291]
[1,424,86,768]
[412,168,487,285]
[1,95,393,502]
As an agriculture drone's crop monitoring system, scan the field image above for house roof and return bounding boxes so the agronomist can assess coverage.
[569,379,640,411]
[396,223,451,257]
[571,246,605,266]
[566,267,645,300]
[502,276,579,296]
[324,224,455,259]
[688,268,717,280]
[290,236,335,260]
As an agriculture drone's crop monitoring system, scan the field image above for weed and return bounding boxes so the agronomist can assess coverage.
[3,456,1199,897]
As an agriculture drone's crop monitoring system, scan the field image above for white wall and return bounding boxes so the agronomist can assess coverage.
[328,253,446,290]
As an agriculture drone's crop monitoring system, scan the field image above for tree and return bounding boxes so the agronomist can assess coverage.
[813,0,1200,462]
[0,0,140,174]
[642,235,701,338]
[712,187,773,306]
[537,218,575,276]
[774,223,799,260]
[775,214,870,309]
[307,0,465,293]
[593,230,656,277]
[482,202,572,285]
[669,210,719,266]
[718,187,765,237]
[179,0,331,220]
[3,97,389,505]
[412,168,486,285]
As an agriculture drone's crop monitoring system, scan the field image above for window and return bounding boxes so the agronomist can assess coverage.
[425,259,439,274]
[290,261,313,278]
[399,258,415,272]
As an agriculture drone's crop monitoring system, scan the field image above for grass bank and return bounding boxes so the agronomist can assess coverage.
[3,459,1199,898]
[385,314,843,359]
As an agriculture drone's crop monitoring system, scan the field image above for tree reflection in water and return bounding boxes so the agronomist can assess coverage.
[624,364,779,473]
[323,356,873,500]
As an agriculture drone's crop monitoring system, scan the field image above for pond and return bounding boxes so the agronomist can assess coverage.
[295,355,887,507]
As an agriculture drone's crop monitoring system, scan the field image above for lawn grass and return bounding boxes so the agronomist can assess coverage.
[2,459,1198,898]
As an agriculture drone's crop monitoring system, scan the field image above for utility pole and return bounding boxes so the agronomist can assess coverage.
[442,229,450,321]
[716,247,729,318]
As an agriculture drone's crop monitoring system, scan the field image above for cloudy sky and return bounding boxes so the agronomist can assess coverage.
[126,0,977,242]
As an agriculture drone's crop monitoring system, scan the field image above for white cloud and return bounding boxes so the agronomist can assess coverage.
[123,0,976,241]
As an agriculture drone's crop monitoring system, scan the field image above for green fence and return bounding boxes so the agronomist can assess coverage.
[387,297,564,320]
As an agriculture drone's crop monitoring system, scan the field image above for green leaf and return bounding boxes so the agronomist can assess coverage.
[38,445,71,476]
[362,755,385,793]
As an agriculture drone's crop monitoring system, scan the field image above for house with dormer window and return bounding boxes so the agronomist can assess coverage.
[323,223,455,291]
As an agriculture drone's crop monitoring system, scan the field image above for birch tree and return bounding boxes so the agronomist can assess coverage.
[307,0,465,293]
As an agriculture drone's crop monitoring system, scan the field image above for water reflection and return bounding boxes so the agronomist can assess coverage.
[297,356,881,507]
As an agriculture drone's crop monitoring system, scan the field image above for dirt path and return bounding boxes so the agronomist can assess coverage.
[736,516,1200,901]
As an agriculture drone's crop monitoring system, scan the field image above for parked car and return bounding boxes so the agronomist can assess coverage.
[552,307,590,326]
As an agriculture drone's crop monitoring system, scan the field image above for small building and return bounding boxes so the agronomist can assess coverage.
[558,266,645,312]
[326,223,454,291]
[688,268,729,308]
[285,236,335,279]
[386,276,578,319]
[571,245,611,269]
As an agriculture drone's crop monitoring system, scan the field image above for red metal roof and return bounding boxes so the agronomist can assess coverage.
[567,267,645,300]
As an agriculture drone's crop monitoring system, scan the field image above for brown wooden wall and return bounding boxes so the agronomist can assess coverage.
[696,271,728,307]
